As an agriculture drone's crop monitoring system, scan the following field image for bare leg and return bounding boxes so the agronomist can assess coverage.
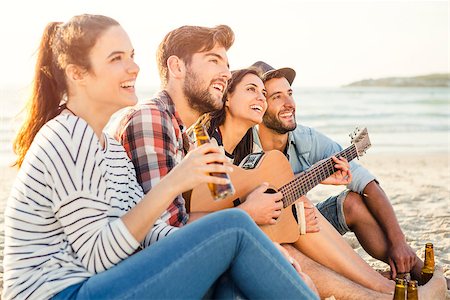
[293,208,394,293]
[343,192,423,279]
[283,244,393,300]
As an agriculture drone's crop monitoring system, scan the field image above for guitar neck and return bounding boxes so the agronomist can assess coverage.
[280,144,358,208]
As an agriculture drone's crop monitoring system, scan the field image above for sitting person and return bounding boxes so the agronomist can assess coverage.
[2,16,319,300]
[252,60,447,295]
[251,60,421,279]
[196,67,446,299]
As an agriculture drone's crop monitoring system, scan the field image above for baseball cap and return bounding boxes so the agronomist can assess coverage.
[250,61,296,85]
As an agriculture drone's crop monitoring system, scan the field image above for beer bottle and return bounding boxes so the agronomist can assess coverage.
[192,123,235,200]
[407,280,418,300]
[393,278,406,300]
[420,243,435,285]
[397,272,411,282]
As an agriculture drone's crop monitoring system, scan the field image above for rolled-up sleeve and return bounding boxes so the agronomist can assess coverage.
[347,161,377,194]
[309,127,377,194]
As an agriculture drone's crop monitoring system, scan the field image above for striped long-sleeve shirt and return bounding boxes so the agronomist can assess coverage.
[3,113,174,300]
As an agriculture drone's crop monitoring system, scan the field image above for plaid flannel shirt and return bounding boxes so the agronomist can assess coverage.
[115,91,189,244]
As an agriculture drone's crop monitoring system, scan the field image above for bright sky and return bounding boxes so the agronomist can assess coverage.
[1,0,448,88]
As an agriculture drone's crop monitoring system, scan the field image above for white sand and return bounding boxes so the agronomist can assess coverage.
[309,152,450,298]
[1,153,449,297]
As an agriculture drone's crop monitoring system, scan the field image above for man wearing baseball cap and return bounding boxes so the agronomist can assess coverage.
[251,60,423,281]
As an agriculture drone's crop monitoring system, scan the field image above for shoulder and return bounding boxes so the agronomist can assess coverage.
[20,114,101,184]
[291,124,332,143]
[123,100,172,125]
[113,100,174,140]
[291,124,316,137]
[31,114,97,154]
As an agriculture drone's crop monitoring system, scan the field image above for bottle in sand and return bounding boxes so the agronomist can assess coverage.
[406,280,418,300]
[419,243,434,285]
[192,123,235,200]
[393,277,406,300]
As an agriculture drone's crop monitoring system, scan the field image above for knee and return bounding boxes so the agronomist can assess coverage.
[343,192,366,225]
[213,209,255,228]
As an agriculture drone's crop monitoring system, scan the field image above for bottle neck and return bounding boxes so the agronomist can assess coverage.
[194,124,211,146]
[407,282,419,300]
[423,247,435,269]
[393,282,406,300]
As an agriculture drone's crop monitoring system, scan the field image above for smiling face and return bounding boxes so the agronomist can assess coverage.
[262,76,297,134]
[82,25,139,113]
[226,73,267,127]
[183,44,231,114]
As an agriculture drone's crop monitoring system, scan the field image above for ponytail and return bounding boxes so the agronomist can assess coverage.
[13,15,119,168]
[13,22,63,167]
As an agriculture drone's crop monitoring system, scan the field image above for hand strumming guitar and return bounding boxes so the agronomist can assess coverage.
[238,182,283,225]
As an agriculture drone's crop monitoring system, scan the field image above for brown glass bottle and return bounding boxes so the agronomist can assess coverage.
[420,243,435,285]
[193,123,235,200]
[407,280,418,300]
[397,272,411,282]
[393,278,406,300]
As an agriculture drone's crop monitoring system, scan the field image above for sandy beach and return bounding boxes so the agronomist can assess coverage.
[1,152,449,298]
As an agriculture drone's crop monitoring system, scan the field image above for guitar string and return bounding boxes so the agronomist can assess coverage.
[280,145,358,207]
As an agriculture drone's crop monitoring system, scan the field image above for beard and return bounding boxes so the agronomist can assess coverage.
[262,112,297,134]
[183,68,223,114]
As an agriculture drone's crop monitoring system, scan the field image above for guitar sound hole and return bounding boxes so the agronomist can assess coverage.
[264,188,277,194]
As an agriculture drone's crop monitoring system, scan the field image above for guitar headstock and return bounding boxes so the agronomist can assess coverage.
[350,127,371,157]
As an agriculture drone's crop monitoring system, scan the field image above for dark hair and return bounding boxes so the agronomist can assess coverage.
[156,25,234,88]
[13,14,119,167]
[206,68,262,165]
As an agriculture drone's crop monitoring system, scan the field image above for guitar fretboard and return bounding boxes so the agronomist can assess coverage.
[279,144,358,208]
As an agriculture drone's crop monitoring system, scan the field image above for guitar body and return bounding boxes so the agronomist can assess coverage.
[189,127,371,244]
[190,150,300,244]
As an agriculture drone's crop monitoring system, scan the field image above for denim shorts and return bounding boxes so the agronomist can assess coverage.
[315,190,351,235]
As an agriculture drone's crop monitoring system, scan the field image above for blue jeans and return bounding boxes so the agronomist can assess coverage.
[53,209,318,300]
[316,190,351,235]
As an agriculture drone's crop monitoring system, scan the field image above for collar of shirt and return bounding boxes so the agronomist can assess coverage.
[283,131,296,160]
[158,90,190,154]
[157,91,184,130]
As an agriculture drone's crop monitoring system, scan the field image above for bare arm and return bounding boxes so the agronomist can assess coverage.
[362,180,417,277]
[122,144,232,242]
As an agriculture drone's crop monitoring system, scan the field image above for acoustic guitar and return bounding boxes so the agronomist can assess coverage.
[190,128,371,243]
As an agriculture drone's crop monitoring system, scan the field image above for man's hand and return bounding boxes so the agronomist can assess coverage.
[388,241,418,279]
[298,196,320,233]
[238,183,283,225]
[321,156,352,185]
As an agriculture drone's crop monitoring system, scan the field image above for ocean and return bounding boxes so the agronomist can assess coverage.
[0,86,449,167]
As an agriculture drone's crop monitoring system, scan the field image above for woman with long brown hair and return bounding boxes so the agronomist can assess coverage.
[195,67,410,298]
[3,14,319,300]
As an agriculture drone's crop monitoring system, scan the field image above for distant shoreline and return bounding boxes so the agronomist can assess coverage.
[343,73,450,87]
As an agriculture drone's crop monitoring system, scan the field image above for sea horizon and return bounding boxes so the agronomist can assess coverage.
[1,86,449,167]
